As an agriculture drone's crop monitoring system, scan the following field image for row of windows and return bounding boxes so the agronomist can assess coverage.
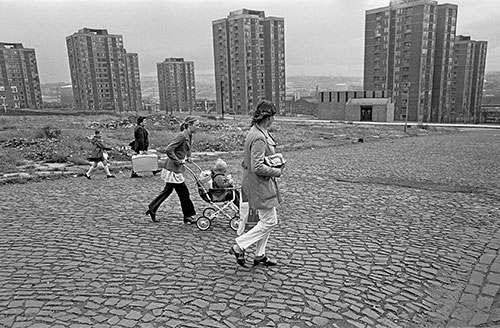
[0,86,18,93]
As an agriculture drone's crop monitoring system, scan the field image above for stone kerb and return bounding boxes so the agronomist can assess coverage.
[0,151,235,185]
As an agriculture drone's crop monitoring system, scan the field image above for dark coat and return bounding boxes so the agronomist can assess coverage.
[164,130,192,173]
[88,136,112,162]
[211,170,233,199]
[131,125,149,153]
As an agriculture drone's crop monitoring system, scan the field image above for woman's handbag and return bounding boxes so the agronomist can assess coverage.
[247,208,259,226]
[264,153,286,168]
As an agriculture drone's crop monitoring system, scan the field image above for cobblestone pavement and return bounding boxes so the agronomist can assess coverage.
[1,129,500,328]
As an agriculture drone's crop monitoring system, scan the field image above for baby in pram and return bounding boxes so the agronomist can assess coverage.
[211,158,240,207]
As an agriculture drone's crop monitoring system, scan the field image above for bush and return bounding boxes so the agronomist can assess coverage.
[45,152,69,163]
[37,125,62,139]
[0,149,25,173]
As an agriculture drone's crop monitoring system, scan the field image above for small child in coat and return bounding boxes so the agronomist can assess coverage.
[211,158,240,207]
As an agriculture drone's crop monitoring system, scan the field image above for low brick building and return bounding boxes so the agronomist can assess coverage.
[284,97,318,116]
[318,90,394,122]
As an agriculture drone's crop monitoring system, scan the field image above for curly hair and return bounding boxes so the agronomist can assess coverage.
[251,100,277,126]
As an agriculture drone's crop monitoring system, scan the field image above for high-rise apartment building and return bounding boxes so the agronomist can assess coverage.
[66,28,142,111]
[212,9,285,115]
[364,0,457,122]
[364,0,487,124]
[124,53,142,112]
[470,40,488,123]
[0,42,42,110]
[451,35,488,123]
[157,58,196,114]
[431,3,457,123]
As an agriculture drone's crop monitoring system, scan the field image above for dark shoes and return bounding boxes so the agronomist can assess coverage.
[253,255,277,267]
[131,172,141,178]
[146,209,158,222]
[145,212,193,224]
[152,169,162,175]
[85,173,115,179]
[229,245,246,267]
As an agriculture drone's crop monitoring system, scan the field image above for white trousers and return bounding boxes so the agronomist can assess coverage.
[235,207,278,257]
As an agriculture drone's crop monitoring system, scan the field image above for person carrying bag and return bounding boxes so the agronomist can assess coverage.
[228,100,284,267]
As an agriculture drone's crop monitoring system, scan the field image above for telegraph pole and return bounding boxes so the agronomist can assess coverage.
[220,80,224,120]
[404,83,410,133]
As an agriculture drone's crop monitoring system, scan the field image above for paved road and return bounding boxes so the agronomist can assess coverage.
[1,130,500,328]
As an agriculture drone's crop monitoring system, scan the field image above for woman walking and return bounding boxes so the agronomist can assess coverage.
[130,116,149,178]
[145,117,199,223]
[85,130,115,179]
[229,100,283,267]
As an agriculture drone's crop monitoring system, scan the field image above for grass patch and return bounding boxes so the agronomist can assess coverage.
[0,148,25,173]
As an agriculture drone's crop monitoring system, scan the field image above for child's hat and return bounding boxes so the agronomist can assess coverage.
[214,158,227,172]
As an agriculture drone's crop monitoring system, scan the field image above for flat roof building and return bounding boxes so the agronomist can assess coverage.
[318,90,394,122]
[364,0,457,123]
[451,35,488,123]
[364,0,487,124]
[0,42,42,110]
[157,58,196,114]
[66,28,142,112]
[212,9,285,115]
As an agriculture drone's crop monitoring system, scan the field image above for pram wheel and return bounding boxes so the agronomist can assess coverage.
[203,207,217,221]
[196,216,211,231]
[229,215,240,232]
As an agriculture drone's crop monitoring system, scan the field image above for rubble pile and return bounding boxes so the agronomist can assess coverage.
[89,119,135,129]
[88,115,183,130]
[194,133,246,152]
[2,137,68,162]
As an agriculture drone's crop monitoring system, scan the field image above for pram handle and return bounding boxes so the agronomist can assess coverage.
[183,161,240,189]
[208,186,241,191]
[183,161,203,173]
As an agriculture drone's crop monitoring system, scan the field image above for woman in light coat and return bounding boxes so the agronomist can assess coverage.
[229,100,283,267]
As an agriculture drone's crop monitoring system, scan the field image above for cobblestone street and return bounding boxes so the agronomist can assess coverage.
[1,129,500,328]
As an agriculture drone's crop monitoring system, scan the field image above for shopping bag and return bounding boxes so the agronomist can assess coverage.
[247,208,259,226]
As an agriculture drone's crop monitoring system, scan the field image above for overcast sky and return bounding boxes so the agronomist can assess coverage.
[2,0,498,83]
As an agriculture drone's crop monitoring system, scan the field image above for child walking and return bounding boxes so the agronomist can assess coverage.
[85,130,115,179]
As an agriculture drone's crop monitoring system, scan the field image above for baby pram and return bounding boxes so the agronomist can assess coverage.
[184,162,240,231]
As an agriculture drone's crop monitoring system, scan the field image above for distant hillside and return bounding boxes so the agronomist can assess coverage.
[140,74,363,101]
[45,72,499,104]
[286,75,362,96]
[484,71,500,101]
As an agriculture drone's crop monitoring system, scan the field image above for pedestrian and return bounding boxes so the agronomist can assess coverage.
[85,130,115,179]
[228,100,283,267]
[145,116,199,223]
[130,116,157,178]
